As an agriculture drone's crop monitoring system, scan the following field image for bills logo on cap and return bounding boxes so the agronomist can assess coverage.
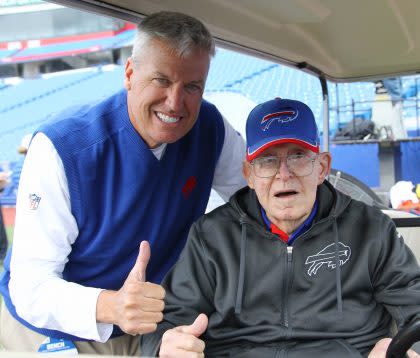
[261,110,298,131]
[246,98,319,161]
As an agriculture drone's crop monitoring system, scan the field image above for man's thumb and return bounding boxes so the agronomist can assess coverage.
[181,314,208,337]
[132,240,150,282]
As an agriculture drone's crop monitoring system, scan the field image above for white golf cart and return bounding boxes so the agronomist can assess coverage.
[3,0,420,356]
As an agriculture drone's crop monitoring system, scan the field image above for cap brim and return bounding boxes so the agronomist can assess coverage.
[247,138,319,161]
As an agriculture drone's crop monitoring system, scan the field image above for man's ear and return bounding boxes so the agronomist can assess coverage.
[124,57,135,91]
[242,161,254,189]
[317,152,332,185]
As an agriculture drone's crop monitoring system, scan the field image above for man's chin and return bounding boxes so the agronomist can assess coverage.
[269,208,308,223]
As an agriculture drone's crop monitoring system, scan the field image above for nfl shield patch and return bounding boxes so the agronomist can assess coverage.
[29,193,41,210]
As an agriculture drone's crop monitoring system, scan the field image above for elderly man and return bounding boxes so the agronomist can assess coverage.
[0,11,246,355]
[141,98,420,357]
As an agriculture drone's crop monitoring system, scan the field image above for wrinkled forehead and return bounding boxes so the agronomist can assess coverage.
[256,142,314,157]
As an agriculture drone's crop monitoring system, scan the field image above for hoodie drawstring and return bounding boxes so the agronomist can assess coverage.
[333,217,343,314]
[235,216,248,314]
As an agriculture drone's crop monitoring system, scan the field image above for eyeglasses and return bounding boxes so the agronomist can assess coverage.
[250,154,317,178]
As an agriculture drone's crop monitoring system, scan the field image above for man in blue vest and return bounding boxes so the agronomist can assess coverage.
[0,11,246,355]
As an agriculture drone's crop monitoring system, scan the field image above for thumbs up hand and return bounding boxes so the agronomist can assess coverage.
[159,314,208,358]
[97,241,165,335]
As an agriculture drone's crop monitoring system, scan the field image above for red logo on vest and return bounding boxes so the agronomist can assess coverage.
[182,176,197,198]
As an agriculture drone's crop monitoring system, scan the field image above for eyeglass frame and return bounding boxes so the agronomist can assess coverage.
[250,153,318,178]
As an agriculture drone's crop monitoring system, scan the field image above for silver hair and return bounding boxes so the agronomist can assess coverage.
[131,11,215,59]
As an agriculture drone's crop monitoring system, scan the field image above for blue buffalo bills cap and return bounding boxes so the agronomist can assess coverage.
[246,98,320,161]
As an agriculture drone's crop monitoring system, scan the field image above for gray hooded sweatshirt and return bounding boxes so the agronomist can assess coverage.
[141,182,420,357]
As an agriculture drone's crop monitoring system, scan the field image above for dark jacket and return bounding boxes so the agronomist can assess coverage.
[142,182,420,357]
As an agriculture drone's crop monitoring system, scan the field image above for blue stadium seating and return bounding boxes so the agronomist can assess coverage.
[207,49,375,136]
[0,49,18,61]
[401,75,420,134]
[1,47,420,204]
[6,29,135,63]
[0,48,415,162]
[0,70,95,114]
[1,66,124,152]
[402,76,419,99]
[111,29,135,48]
[15,37,120,57]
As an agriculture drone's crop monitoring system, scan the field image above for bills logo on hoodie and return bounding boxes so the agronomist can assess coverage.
[305,242,351,276]
[261,109,298,131]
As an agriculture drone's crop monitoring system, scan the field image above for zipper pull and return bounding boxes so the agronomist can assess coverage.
[287,246,293,261]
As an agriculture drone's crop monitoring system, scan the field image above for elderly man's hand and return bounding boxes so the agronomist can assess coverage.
[368,338,420,358]
[159,314,208,358]
[97,241,165,335]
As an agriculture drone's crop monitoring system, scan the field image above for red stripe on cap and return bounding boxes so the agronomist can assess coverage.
[247,139,319,161]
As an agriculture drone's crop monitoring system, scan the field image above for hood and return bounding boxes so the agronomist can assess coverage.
[229,186,264,227]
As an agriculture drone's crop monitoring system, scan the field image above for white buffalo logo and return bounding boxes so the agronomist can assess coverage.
[305,242,351,276]
[260,110,298,131]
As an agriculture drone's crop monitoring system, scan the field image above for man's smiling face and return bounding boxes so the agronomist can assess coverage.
[243,143,331,234]
[124,37,210,148]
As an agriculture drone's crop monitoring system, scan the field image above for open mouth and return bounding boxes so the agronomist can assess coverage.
[156,111,181,124]
[274,190,298,198]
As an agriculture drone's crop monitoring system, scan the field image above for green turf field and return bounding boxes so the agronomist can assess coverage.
[5,226,13,245]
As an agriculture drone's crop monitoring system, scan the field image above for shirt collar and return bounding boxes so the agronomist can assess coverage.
[260,199,318,245]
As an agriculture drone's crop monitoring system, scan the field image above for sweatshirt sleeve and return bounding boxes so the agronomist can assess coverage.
[372,217,420,328]
[141,222,215,356]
